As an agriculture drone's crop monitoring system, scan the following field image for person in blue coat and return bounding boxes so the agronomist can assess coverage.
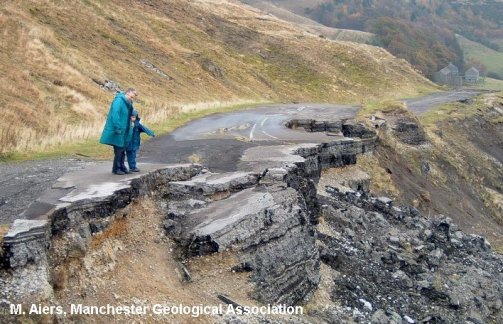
[126,110,155,172]
[99,88,137,175]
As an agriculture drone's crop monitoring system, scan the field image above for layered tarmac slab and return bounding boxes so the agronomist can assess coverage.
[19,162,196,220]
[169,171,260,199]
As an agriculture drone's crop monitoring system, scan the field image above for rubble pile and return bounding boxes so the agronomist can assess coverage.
[315,186,503,323]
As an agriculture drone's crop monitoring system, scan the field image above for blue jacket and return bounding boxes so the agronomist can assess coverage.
[99,92,133,148]
[126,117,155,151]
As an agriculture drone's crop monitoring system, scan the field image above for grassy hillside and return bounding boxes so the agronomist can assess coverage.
[254,0,328,15]
[456,34,503,79]
[356,94,503,248]
[284,0,503,79]
[241,0,375,43]
[494,38,503,50]
[0,0,434,157]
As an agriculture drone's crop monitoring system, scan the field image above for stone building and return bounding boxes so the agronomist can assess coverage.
[433,62,463,87]
[464,66,480,83]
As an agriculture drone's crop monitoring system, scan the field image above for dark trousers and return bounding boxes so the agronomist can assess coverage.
[112,146,127,173]
[126,149,137,170]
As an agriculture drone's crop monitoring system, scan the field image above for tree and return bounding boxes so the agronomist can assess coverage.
[466,58,487,76]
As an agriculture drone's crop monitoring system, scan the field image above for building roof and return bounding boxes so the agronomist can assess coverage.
[465,66,479,75]
[436,62,459,75]
[447,62,459,73]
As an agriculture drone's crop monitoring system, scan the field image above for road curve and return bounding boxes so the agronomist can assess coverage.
[139,103,357,172]
[171,103,357,142]
[140,90,485,171]
[404,89,486,114]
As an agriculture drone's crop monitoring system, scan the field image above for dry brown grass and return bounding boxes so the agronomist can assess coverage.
[356,153,400,198]
[241,0,375,43]
[1,0,434,157]
[0,224,10,243]
[255,0,328,15]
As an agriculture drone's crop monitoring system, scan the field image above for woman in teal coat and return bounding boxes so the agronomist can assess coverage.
[99,88,137,175]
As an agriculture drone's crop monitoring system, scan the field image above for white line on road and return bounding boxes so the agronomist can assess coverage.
[260,117,269,127]
[261,130,279,140]
[249,123,257,141]
[297,106,305,111]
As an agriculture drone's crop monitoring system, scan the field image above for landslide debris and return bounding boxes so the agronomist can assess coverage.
[311,184,503,323]
[2,115,502,324]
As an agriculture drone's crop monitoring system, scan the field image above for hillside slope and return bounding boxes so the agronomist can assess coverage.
[241,0,375,43]
[457,34,503,79]
[0,0,434,155]
[356,94,503,249]
[277,0,503,78]
[253,0,328,15]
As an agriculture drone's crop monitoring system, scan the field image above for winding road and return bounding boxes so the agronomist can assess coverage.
[139,89,485,172]
[405,89,486,114]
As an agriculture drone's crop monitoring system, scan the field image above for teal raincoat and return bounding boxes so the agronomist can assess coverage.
[99,92,133,148]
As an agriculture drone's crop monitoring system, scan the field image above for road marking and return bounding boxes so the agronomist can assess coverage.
[297,106,305,111]
[262,130,279,140]
[249,123,257,140]
[260,117,269,127]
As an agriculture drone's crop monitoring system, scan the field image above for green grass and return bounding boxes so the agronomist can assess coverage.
[0,102,268,162]
[419,96,488,126]
[492,38,503,52]
[1,138,111,162]
[456,34,503,78]
[464,77,503,91]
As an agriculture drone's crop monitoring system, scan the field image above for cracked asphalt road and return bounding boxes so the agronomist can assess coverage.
[0,90,485,225]
[139,103,356,172]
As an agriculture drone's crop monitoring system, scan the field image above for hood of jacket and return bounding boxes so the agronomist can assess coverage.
[117,92,133,110]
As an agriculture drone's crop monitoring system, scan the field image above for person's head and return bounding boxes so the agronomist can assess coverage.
[131,109,138,121]
[125,88,137,102]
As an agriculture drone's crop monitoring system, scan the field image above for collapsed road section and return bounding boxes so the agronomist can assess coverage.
[0,116,372,306]
[1,116,501,323]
